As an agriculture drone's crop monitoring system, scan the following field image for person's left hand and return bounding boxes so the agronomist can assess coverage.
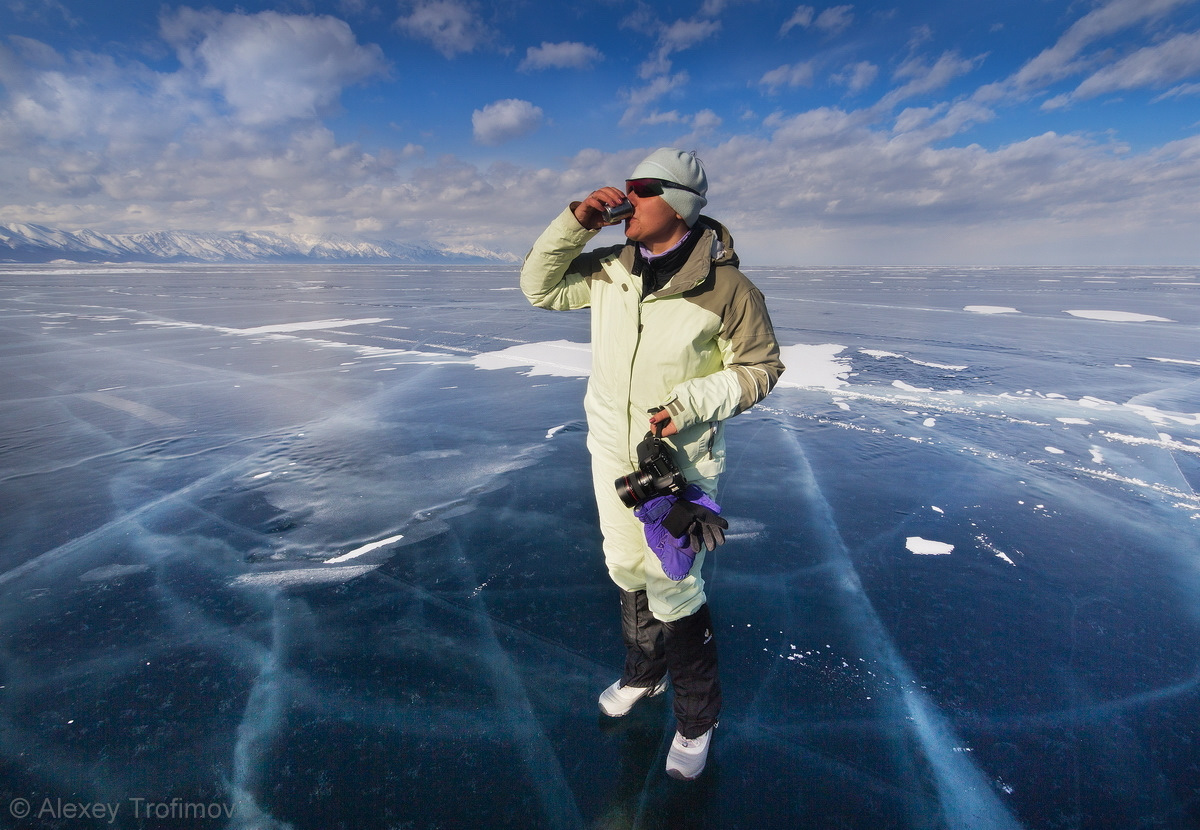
[649,408,677,437]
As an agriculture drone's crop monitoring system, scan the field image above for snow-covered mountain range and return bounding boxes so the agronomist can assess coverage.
[0,223,519,264]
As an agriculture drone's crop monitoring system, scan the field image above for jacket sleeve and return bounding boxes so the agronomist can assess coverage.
[662,283,785,432]
[520,206,604,311]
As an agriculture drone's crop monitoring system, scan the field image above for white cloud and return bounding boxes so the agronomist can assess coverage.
[5,0,79,27]
[759,62,815,92]
[2,0,1198,266]
[162,8,387,126]
[0,37,197,147]
[395,0,490,58]
[880,50,983,109]
[661,18,723,52]
[471,98,544,145]
[834,60,878,93]
[639,18,721,78]
[1006,0,1193,95]
[891,100,995,143]
[780,4,854,36]
[691,108,723,133]
[907,24,934,50]
[1154,81,1200,100]
[780,6,814,35]
[518,41,602,72]
[1066,30,1200,101]
[697,124,1200,264]
[815,5,855,34]
[619,72,690,128]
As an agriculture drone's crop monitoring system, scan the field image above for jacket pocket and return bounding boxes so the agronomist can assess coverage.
[678,421,725,480]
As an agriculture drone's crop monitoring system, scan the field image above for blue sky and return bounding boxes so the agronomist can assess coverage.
[2,0,1199,264]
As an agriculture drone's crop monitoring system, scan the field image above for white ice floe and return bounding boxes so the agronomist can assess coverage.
[325,533,405,563]
[1124,404,1200,427]
[776,344,852,390]
[975,534,1018,566]
[234,318,390,335]
[964,305,1019,314]
[906,537,954,556]
[471,340,591,377]
[135,315,459,363]
[860,349,967,371]
[1148,357,1200,367]
[864,347,964,371]
[1100,432,1200,455]
[1065,310,1174,323]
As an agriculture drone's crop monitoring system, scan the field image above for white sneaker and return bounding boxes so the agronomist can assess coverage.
[598,678,668,717]
[666,725,715,780]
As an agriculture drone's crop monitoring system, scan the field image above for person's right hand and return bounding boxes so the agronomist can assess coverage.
[572,186,628,230]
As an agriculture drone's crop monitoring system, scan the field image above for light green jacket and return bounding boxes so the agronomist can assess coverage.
[521,208,784,483]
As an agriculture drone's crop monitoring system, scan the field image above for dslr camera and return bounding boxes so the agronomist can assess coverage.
[615,430,687,508]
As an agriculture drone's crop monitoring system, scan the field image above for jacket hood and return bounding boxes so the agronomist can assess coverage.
[699,216,738,269]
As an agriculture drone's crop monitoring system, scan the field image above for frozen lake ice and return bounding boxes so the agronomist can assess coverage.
[1,262,1198,829]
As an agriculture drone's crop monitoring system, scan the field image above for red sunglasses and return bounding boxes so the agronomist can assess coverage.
[626,178,702,198]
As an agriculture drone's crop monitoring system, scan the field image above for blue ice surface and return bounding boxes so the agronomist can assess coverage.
[1,263,1198,829]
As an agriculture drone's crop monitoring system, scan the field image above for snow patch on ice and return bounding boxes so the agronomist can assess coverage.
[235,318,389,335]
[777,344,851,390]
[1065,310,1174,323]
[472,340,591,377]
[1148,356,1200,367]
[906,537,954,556]
[1124,404,1200,427]
[1101,432,1200,455]
[964,305,1019,315]
[861,349,967,371]
[326,534,404,563]
[974,534,1019,566]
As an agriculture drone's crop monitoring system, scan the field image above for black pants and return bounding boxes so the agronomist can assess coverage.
[619,589,721,739]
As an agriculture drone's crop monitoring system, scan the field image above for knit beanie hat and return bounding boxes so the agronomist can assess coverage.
[629,148,708,227]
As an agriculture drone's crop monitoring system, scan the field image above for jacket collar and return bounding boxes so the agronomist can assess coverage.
[617,216,736,298]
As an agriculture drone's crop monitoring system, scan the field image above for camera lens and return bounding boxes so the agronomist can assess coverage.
[615,471,652,507]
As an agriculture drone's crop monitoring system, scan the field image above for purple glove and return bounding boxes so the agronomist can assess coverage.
[634,494,695,580]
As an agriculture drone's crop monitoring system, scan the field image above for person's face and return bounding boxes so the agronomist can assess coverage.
[624,184,689,252]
